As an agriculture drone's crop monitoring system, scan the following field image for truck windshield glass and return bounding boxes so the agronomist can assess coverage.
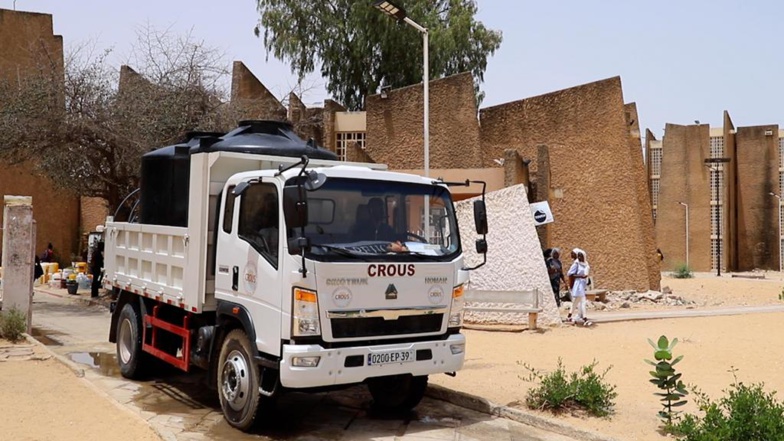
[287,178,460,259]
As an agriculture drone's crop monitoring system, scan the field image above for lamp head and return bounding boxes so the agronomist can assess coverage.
[374,1,407,21]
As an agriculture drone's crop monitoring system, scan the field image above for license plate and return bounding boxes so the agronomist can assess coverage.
[367,350,415,366]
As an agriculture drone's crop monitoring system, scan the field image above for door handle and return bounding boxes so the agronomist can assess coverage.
[232,266,239,291]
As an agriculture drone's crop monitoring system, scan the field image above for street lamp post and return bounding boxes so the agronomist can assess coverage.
[373,0,429,178]
[678,201,689,268]
[374,0,431,240]
[770,192,782,272]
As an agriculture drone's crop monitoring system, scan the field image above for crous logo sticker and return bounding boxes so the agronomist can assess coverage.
[332,287,352,308]
[243,262,257,294]
[427,285,445,305]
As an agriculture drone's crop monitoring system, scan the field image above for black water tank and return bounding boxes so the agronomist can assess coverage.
[139,120,338,226]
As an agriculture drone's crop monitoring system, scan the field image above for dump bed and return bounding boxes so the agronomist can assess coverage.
[103,222,203,310]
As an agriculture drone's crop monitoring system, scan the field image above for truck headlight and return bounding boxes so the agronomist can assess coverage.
[293,287,321,336]
[448,284,465,328]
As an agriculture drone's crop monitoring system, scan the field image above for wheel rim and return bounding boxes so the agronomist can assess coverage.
[118,318,133,365]
[221,349,250,411]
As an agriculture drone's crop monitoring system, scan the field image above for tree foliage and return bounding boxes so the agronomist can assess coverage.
[0,26,236,212]
[254,0,502,110]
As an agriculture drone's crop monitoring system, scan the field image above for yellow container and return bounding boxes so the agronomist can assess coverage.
[75,262,88,273]
[43,262,59,274]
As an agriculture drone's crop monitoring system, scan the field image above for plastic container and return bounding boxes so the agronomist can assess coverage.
[75,262,88,273]
[76,273,91,290]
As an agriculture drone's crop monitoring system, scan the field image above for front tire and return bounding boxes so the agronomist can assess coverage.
[368,374,429,412]
[218,329,264,431]
[116,302,148,379]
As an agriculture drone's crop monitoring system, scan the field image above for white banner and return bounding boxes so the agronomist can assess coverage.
[529,201,554,226]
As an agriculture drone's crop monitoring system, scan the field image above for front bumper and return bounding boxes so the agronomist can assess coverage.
[279,334,466,388]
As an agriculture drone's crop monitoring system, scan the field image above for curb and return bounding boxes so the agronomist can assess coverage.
[426,384,621,441]
[23,332,85,378]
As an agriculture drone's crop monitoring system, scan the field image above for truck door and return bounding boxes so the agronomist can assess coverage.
[215,180,282,356]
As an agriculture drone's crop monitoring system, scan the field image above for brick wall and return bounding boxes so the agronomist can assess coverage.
[0,162,79,266]
[230,61,286,122]
[365,72,482,169]
[657,124,712,272]
[0,9,78,264]
[734,125,780,270]
[0,9,63,83]
[479,77,659,291]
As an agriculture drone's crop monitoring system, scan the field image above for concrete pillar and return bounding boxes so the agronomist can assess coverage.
[1,196,35,333]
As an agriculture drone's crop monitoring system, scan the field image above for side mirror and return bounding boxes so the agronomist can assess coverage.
[475,238,488,254]
[473,200,488,235]
[304,170,327,191]
[283,186,308,229]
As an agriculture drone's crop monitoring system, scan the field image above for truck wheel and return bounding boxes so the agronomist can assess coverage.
[368,374,428,412]
[116,303,148,379]
[218,329,263,431]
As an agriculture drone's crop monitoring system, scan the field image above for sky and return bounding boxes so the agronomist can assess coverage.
[3,0,783,139]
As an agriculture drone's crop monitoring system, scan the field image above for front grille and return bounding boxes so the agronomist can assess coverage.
[331,314,443,339]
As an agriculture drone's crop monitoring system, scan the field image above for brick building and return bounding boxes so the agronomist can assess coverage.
[648,112,783,273]
[0,9,81,264]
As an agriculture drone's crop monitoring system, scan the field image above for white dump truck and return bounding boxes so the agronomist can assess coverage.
[104,120,488,431]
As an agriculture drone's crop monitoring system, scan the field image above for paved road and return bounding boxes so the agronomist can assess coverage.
[590,304,784,323]
[30,288,577,441]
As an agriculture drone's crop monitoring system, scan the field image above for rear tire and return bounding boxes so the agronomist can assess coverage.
[116,302,148,379]
[368,374,428,412]
[218,329,266,431]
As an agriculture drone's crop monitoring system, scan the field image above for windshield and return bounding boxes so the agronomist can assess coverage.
[287,177,460,260]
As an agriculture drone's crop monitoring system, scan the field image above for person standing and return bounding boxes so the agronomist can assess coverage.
[90,242,104,298]
[546,248,566,307]
[40,243,54,263]
[567,248,591,326]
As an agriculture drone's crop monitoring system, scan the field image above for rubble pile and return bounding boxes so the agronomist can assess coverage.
[562,286,697,312]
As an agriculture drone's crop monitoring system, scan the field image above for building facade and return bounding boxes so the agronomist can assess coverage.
[0,9,81,263]
[647,112,783,272]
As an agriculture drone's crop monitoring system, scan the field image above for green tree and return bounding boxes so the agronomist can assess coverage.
[255,0,503,110]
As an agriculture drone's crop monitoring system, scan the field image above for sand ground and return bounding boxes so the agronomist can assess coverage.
[2,271,783,440]
[0,343,160,441]
[432,271,784,440]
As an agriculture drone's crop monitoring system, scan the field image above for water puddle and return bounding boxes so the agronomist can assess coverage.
[68,351,121,377]
[30,327,64,346]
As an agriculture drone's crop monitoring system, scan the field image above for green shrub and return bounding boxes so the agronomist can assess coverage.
[672,373,784,441]
[646,335,688,427]
[672,263,693,279]
[0,306,27,343]
[520,358,617,417]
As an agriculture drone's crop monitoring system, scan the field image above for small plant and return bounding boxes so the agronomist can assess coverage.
[672,263,693,279]
[672,370,784,441]
[0,306,27,343]
[646,335,688,427]
[779,287,784,301]
[520,358,617,417]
